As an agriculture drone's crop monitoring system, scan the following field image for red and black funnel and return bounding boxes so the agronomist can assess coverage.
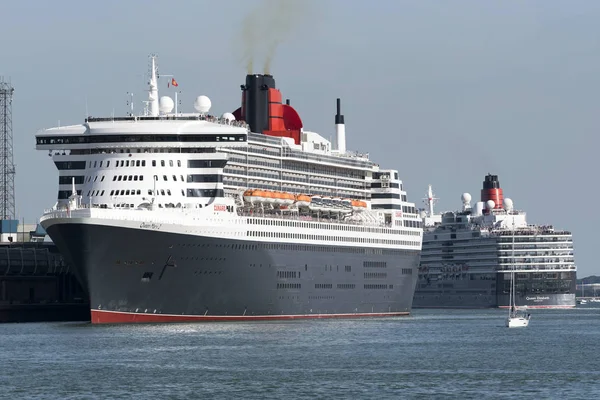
[481,174,504,209]
[232,74,303,144]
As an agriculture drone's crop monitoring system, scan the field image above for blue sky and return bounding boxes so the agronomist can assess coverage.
[2,0,598,276]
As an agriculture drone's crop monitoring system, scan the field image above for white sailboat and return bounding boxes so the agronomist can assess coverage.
[506,222,531,328]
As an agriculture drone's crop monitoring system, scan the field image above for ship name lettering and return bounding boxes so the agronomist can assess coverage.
[140,222,161,230]
[525,296,550,301]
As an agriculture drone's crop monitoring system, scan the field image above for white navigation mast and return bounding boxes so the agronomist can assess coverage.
[424,184,438,217]
[148,55,159,117]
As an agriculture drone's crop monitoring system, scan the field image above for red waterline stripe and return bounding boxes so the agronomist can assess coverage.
[498,305,575,309]
[91,309,410,324]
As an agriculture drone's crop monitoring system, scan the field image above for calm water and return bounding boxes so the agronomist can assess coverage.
[0,307,598,399]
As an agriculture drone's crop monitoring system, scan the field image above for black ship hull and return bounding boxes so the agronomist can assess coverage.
[43,219,420,324]
[413,270,577,309]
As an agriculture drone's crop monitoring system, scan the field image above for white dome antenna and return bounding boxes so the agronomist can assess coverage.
[194,95,211,114]
[461,192,472,211]
[504,198,514,212]
[221,112,235,123]
[159,96,174,114]
[486,200,495,210]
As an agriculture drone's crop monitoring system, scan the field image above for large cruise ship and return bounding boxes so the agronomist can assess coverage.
[36,56,423,324]
[414,174,576,309]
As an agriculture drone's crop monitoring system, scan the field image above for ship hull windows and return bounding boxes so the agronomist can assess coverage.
[55,161,86,170]
[186,189,224,198]
[187,160,227,168]
[187,174,223,183]
[58,176,85,185]
[37,134,247,145]
[58,190,82,199]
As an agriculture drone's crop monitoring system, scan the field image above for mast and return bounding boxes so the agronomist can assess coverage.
[424,184,437,217]
[148,55,159,117]
[510,220,516,314]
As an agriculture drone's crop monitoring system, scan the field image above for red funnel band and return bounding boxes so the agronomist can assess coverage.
[481,188,504,209]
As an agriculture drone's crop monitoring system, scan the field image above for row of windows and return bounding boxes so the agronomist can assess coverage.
[283,160,365,180]
[365,272,387,279]
[114,175,145,182]
[372,204,401,210]
[58,190,82,199]
[55,158,228,171]
[224,168,369,197]
[38,134,247,145]
[404,220,422,228]
[372,182,400,189]
[247,218,418,237]
[172,241,418,256]
[315,284,333,289]
[227,156,369,184]
[247,230,420,246]
[187,189,224,198]
[188,160,227,168]
[402,205,417,214]
[188,174,222,183]
[364,261,387,268]
[59,176,85,185]
[277,283,395,290]
[277,271,298,279]
[364,284,390,289]
[373,172,399,180]
[55,161,86,170]
[371,193,401,199]
[338,284,356,289]
[83,188,203,198]
[402,268,413,275]
[277,283,301,289]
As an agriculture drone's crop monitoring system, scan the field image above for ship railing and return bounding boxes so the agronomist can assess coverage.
[40,208,201,226]
[236,209,394,228]
[40,204,405,231]
[85,114,249,129]
[496,264,576,271]
[493,227,571,236]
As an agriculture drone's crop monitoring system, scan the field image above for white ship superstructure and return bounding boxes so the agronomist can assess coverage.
[415,174,576,309]
[36,56,423,323]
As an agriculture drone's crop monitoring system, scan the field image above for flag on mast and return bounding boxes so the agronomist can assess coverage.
[168,78,179,88]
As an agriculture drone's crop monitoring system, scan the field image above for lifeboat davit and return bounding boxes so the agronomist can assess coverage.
[332,197,344,210]
[351,199,367,212]
[321,196,334,213]
[295,194,311,208]
[341,198,352,210]
[309,195,323,211]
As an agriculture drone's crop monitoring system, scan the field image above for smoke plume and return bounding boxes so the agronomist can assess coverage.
[237,0,312,74]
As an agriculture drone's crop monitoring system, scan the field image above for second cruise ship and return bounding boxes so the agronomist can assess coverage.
[414,174,576,309]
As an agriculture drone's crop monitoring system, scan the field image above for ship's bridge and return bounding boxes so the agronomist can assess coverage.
[35,114,249,152]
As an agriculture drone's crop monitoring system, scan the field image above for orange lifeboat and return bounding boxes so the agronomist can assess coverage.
[243,189,266,205]
[351,199,367,211]
[295,194,311,208]
[280,192,295,206]
[271,191,283,206]
[262,191,275,204]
